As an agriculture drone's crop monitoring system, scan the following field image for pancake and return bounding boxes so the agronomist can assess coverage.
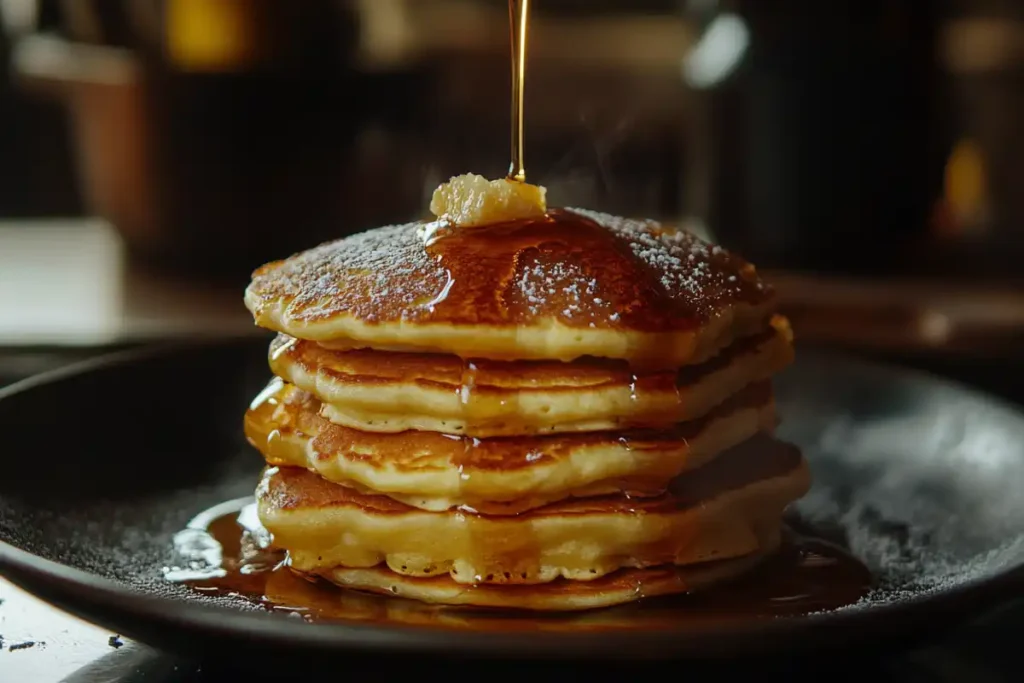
[245,209,775,371]
[245,379,777,514]
[256,434,810,585]
[319,549,774,612]
[265,549,774,619]
[267,315,793,437]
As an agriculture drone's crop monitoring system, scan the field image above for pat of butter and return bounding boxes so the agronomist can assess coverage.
[430,174,547,227]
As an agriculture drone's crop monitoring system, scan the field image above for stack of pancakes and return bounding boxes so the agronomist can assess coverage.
[242,207,809,611]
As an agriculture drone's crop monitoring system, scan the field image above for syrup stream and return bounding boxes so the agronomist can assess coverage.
[508,0,530,183]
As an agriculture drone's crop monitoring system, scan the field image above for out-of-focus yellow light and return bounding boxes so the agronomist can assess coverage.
[165,0,259,71]
[945,138,987,224]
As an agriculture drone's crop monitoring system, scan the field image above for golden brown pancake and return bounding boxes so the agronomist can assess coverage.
[243,197,807,613]
[267,315,793,437]
[245,379,777,514]
[245,209,775,370]
[319,549,773,612]
[256,434,810,585]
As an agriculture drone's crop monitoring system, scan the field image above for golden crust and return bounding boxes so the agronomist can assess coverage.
[245,209,775,368]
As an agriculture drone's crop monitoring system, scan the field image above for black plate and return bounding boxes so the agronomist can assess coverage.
[1,338,1024,662]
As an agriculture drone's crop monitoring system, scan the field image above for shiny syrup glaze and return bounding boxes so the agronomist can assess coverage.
[257,426,794,518]
[259,432,802,519]
[246,376,775,515]
[421,209,770,331]
[248,209,772,333]
[271,326,778,393]
[265,322,784,442]
[453,381,772,483]
[164,499,872,627]
[451,352,695,436]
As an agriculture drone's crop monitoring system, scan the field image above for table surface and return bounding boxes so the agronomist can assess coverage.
[0,219,255,347]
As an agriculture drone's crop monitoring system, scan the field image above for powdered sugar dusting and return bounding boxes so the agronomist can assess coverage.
[249,222,448,323]
[248,209,772,330]
[567,208,769,315]
[804,533,1024,617]
[517,259,601,318]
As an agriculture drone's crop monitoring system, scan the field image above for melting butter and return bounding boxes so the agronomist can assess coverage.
[429,173,547,228]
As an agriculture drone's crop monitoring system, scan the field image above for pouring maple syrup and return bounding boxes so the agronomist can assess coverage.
[507,0,530,183]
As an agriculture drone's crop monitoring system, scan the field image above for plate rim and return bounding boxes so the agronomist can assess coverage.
[1,338,1024,657]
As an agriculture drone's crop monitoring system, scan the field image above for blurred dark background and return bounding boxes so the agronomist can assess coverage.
[0,0,1022,364]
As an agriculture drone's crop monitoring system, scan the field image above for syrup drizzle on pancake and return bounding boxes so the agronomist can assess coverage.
[245,375,776,514]
[248,209,770,332]
[266,315,790,439]
[423,209,769,330]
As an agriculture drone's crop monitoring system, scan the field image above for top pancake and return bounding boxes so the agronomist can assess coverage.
[245,209,775,370]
